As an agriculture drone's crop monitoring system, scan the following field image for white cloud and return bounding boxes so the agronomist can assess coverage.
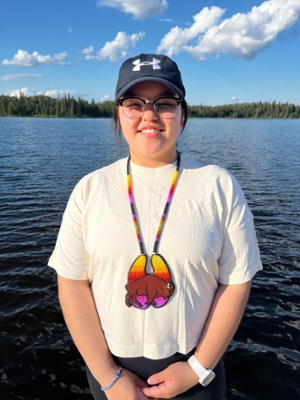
[97,0,168,19]
[0,74,43,81]
[10,87,33,97]
[37,90,90,98]
[82,46,94,55]
[37,89,77,98]
[157,0,300,61]
[159,18,173,23]
[100,94,110,102]
[231,96,242,102]
[8,87,88,98]
[84,31,145,62]
[157,7,225,57]
[2,49,70,67]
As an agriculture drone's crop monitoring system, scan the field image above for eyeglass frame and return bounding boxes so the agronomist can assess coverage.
[116,96,183,119]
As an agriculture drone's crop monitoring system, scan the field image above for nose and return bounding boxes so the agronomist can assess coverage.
[142,102,158,120]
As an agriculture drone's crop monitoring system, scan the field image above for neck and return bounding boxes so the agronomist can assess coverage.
[129,150,178,168]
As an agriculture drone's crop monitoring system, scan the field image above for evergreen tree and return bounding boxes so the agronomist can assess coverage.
[1,95,299,119]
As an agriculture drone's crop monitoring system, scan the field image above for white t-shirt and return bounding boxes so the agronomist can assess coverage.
[48,154,262,359]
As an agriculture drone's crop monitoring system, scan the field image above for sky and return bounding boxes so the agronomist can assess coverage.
[1,0,300,106]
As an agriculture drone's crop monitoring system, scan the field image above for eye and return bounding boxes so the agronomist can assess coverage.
[155,98,178,107]
[122,98,143,109]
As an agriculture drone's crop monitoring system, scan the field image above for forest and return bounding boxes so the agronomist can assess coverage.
[1,94,300,119]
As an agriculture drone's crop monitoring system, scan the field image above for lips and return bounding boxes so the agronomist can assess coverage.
[139,129,162,138]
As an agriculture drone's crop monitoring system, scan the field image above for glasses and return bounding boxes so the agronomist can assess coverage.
[117,96,182,120]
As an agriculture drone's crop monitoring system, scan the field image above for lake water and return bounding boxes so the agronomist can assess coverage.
[0,117,299,400]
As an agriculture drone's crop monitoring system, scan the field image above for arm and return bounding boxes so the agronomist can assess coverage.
[57,276,151,400]
[142,281,252,399]
[194,280,251,369]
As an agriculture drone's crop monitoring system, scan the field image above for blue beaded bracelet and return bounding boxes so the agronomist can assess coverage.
[101,366,123,391]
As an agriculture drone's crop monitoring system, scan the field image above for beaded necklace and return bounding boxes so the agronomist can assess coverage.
[125,152,181,310]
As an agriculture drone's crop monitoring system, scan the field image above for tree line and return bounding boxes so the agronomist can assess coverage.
[1,94,300,119]
[0,94,114,118]
[189,101,300,119]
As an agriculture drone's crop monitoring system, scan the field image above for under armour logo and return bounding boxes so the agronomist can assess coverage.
[132,58,161,71]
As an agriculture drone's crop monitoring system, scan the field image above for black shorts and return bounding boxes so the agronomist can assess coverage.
[86,349,226,400]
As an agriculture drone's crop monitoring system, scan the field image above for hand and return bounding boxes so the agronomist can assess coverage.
[141,362,199,399]
[105,368,157,400]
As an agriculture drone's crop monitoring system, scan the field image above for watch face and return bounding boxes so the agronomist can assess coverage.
[200,370,215,386]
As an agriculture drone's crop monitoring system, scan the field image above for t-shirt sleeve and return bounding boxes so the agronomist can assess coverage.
[48,178,90,280]
[217,173,263,284]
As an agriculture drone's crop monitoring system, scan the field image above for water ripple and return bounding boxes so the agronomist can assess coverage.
[1,117,299,400]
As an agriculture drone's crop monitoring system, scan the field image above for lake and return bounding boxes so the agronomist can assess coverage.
[0,117,299,400]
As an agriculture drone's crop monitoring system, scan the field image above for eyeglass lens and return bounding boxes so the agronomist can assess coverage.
[121,98,180,119]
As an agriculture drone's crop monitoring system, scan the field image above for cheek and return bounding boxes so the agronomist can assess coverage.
[118,113,139,138]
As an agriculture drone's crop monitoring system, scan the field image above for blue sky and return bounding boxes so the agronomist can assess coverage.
[1,0,300,106]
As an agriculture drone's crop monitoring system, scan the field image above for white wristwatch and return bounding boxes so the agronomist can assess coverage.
[188,355,216,387]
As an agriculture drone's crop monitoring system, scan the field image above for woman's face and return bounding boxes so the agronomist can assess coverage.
[117,81,183,167]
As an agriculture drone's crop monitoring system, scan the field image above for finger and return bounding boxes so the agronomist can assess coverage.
[142,383,166,398]
[139,386,158,400]
[147,371,165,385]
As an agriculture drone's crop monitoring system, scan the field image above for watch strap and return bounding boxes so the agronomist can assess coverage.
[187,355,216,386]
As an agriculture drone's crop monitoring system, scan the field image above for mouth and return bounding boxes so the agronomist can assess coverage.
[139,128,163,138]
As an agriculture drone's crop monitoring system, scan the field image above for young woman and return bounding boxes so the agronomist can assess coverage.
[49,53,262,400]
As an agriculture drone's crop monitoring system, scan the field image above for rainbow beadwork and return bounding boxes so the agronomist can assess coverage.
[125,152,181,310]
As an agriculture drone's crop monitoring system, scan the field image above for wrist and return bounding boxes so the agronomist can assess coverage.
[187,355,215,387]
[100,366,123,391]
[93,362,120,388]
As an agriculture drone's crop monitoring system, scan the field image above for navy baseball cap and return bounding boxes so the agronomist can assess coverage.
[115,53,186,100]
